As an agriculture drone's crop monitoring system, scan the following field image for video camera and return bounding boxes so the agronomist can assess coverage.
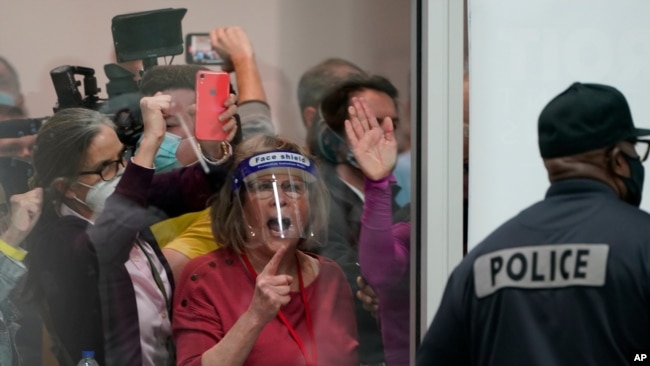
[1,8,187,148]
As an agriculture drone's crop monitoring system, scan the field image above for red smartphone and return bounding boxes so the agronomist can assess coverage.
[195,71,230,140]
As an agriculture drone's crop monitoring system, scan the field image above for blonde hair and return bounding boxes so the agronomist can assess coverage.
[210,135,329,253]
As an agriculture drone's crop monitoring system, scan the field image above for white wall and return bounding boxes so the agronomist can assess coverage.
[0,0,410,145]
[468,0,650,249]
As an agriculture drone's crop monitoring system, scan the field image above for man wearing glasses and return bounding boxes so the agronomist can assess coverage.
[417,82,650,365]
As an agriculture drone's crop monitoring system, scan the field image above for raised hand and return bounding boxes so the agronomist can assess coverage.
[1,187,43,247]
[135,93,172,168]
[248,245,294,325]
[195,93,238,161]
[216,93,238,143]
[140,93,172,140]
[344,97,398,181]
[210,26,255,73]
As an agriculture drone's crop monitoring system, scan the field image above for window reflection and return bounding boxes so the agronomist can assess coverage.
[1,2,415,366]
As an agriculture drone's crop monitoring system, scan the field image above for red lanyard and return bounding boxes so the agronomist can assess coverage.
[242,251,318,366]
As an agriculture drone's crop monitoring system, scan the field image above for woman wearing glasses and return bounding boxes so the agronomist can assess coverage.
[25,93,237,366]
[172,134,359,366]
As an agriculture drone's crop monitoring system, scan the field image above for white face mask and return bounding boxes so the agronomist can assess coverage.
[75,173,123,213]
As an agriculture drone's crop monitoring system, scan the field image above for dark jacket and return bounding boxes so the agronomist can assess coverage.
[418,179,650,366]
[27,161,227,366]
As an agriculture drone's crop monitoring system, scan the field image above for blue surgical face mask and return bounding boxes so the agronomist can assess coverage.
[148,132,184,173]
[0,92,16,106]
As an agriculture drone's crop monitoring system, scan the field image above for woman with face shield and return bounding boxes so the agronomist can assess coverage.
[172,134,359,366]
[24,93,238,366]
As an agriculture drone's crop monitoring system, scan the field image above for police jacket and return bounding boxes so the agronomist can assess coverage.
[417,178,650,366]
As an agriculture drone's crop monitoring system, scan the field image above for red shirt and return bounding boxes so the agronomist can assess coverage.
[173,247,359,366]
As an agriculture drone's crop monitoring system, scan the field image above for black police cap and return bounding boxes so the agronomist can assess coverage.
[538,82,650,158]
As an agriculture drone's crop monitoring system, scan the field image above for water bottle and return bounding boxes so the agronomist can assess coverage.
[76,350,100,366]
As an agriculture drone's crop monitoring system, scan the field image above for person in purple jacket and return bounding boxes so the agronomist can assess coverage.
[345,96,411,366]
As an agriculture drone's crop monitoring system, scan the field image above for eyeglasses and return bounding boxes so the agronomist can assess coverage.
[78,148,127,181]
[633,139,650,162]
[246,179,309,200]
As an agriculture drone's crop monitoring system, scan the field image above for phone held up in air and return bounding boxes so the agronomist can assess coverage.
[195,71,230,141]
[185,33,223,65]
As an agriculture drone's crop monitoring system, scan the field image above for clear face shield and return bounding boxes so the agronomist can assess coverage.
[232,151,319,244]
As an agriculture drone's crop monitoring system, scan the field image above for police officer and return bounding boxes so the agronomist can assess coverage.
[417,82,650,365]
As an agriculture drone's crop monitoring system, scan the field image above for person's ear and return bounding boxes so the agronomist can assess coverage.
[609,147,631,177]
[302,106,317,130]
[52,177,75,199]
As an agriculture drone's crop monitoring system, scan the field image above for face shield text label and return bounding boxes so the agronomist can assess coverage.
[250,152,310,167]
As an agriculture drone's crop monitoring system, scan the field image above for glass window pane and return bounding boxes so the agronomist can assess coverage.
[0,2,416,366]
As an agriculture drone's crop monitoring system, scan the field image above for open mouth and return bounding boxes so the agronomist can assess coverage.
[267,217,292,235]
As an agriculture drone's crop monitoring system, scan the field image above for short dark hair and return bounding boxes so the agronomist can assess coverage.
[307,74,399,163]
[297,58,366,113]
[320,74,399,134]
[139,64,210,96]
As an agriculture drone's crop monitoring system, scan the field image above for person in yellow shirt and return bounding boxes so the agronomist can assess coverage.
[150,208,218,280]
